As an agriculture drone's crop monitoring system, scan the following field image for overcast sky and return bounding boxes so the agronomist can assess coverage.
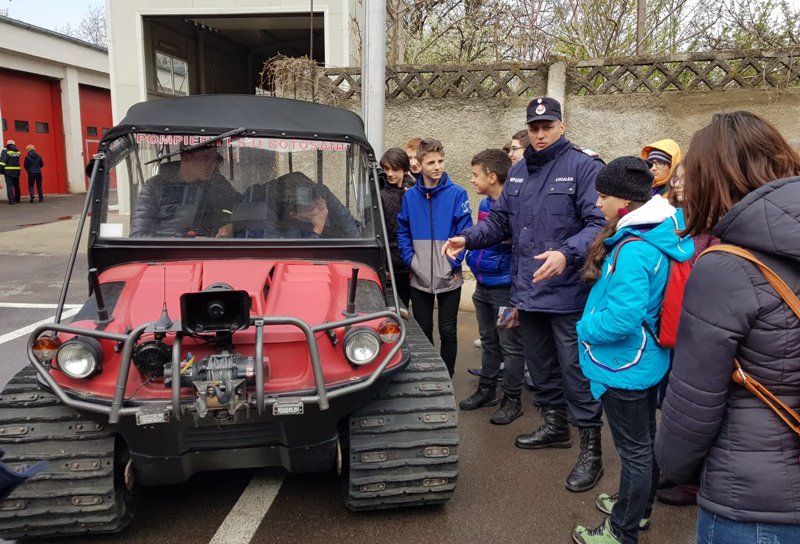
[3,0,105,33]
[5,0,800,36]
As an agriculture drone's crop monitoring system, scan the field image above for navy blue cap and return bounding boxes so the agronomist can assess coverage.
[526,97,562,123]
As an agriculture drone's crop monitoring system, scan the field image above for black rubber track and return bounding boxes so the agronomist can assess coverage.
[346,316,459,510]
[0,366,137,540]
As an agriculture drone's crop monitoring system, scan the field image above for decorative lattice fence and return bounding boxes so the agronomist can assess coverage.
[323,62,548,100]
[570,49,800,95]
[273,48,800,101]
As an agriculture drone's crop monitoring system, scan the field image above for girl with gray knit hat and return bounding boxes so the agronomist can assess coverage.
[570,156,694,544]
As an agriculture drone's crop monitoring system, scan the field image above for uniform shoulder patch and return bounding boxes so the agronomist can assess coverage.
[572,144,599,158]
[572,144,602,162]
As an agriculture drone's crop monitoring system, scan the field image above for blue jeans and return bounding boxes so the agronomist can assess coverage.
[472,284,525,396]
[697,508,800,544]
[601,385,659,544]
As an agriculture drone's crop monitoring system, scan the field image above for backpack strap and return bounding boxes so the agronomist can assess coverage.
[609,236,660,339]
[610,236,643,272]
[699,244,800,438]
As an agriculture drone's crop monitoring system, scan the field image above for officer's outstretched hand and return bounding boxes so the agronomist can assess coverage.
[532,250,566,283]
[441,237,466,259]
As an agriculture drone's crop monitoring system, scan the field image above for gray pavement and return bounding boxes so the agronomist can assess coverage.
[0,206,697,544]
[0,192,87,234]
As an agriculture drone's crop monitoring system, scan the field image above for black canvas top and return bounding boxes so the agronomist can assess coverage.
[102,95,371,150]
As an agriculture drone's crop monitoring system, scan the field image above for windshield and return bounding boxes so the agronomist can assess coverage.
[97,133,375,241]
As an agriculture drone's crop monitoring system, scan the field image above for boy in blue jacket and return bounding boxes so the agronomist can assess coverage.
[459,149,525,425]
[397,138,472,376]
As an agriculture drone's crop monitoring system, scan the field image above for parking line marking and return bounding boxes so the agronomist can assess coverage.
[0,308,81,345]
[209,469,284,544]
[0,303,82,309]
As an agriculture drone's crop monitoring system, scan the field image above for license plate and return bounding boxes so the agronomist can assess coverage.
[135,410,170,426]
[273,401,304,416]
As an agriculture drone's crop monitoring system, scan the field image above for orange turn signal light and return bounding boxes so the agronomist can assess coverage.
[32,336,62,362]
[378,320,401,343]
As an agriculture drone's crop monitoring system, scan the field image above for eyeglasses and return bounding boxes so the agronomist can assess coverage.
[509,146,525,153]
[650,159,670,168]
[670,175,684,186]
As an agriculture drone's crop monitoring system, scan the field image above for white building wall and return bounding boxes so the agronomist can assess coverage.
[106,0,361,125]
[0,18,110,194]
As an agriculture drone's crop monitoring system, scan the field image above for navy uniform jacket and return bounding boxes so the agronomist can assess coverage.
[463,135,605,313]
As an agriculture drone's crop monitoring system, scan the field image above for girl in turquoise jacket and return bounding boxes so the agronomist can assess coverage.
[571,156,693,544]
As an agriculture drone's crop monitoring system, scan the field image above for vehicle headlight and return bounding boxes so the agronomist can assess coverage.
[343,328,381,366]
[56,337,103,379]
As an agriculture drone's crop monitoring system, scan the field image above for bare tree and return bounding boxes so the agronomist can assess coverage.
[58,5,107,47]
[385,0,799,65]
[693,0,800,50]
[386,1,519,64]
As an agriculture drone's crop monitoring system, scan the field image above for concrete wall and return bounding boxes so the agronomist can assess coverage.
[381,88,800,219]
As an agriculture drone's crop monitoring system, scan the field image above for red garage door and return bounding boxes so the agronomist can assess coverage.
[0,69,66,195]
[79,86,113,189]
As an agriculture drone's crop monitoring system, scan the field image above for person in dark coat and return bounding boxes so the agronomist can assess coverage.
[655,111,800,543]
[443,97,607,493]
[380,147,415,308]
[131,146,237,238]
[0,140,22,205]
[24,145,44,202]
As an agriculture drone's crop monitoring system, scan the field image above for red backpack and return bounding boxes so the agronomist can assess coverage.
[611,236,692,349]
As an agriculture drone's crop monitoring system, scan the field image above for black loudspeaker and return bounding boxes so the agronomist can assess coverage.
[180,289,251,334]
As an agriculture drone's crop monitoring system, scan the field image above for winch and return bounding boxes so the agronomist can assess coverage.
[163,352,256,417]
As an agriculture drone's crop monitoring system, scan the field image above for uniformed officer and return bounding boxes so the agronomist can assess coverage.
[0,139,22,204]
[443,97,606,493]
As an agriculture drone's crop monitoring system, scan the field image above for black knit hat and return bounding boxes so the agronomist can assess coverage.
[595,156,654,202]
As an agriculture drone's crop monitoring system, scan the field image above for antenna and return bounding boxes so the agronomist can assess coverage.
[88,268,113,325]
[343,266,360,317]
[154,264,173,332]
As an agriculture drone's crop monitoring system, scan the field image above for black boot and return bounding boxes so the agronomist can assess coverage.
[514,408,572,449]
[490,395,522,425]
[565,426,604,492]
[459,384,498,410]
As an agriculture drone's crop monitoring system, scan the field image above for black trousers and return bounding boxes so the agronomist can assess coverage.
[518,310,603,428]
[388,268,411,309]
[28,173,43,201]
[410,287,461,376]
[4,175,20,203]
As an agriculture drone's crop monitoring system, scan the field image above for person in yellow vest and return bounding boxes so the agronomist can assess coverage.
[0,139,22,205]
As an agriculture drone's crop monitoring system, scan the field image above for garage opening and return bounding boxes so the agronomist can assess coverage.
[142,13,325,99]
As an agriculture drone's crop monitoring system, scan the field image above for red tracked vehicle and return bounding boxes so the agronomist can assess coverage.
[0,95,458,539]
